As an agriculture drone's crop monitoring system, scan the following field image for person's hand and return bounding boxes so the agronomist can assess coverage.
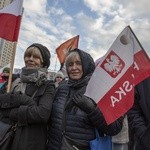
[0,109,11,117]
[11,92,36,107]
[0,93,11,108]
[0,108,18,121]
[0,93,11,101]
[0,92,36,109]
[72,92,96,113]
[9,108,18,121]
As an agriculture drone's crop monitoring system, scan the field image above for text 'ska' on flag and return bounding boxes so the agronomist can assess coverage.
[0,0,23,42]
[56,35,79,64]
[85,26,150,125]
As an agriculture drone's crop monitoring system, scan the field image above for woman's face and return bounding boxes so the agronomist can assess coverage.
[66,52,83,80]
[24,47,43,69]
[55,76,63,83]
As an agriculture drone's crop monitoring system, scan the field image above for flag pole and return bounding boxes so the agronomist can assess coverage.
[128,25,150,61]
[54,55,58,71]
[7,42,17,92]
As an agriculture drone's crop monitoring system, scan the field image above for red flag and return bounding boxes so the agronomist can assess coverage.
[0,0,23,42]
[56,35,79,64]
[85,26,150,125]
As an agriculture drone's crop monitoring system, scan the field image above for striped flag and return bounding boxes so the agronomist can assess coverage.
[0,0,23,41]
[85,26,150,125]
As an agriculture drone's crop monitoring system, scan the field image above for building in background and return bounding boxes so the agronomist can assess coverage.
[0,0,14,68]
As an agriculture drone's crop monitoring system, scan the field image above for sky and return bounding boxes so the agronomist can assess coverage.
[13,0,150,71]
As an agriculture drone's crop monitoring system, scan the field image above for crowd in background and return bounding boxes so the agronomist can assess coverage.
[0,43,149,150]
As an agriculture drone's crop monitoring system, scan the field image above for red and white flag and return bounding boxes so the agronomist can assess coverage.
[0,0,23,42]
[85,26,150,125]
[56,35,79,65]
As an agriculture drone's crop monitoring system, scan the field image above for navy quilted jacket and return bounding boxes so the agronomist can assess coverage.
[47,49,123,150]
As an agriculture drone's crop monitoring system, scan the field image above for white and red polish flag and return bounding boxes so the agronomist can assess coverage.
[85,26,150,125]
[0,0,23,42]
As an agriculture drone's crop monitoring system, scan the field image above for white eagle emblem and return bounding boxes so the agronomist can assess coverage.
[104,55,123,75]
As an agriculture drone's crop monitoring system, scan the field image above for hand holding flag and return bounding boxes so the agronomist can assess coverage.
[85,26,150,124]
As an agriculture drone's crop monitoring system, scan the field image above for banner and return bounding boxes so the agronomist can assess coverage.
[56,35,79,66]
[0,0,23,41]
[85,26,150,124]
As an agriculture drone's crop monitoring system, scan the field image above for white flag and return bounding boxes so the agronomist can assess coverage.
[0,0,23,41]
[85,26,150,124]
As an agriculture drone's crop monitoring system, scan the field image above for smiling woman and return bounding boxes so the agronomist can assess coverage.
[47,48,123,150]
[24,46,44,68]
[0,43,55,150]
[65,51,83,80]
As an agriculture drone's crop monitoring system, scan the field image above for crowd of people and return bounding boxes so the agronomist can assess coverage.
[0,43,149,150]
[0,67,10,89]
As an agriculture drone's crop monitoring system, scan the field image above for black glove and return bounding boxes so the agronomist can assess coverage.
[0,93,11,103]
[0,92,36,109]
[72,93,96,113]
[0,93,12,109]
[0,109,11,117]
[9,108,18,121]
[11,92,36,107]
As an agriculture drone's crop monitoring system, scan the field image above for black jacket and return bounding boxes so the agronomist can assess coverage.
[128,77,150,150]
[0,80,55,150]
[47,49,123,150]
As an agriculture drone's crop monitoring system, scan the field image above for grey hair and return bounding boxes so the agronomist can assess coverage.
[65,51,79,68]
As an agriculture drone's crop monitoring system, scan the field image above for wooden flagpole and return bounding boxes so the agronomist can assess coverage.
[7,42,17,92]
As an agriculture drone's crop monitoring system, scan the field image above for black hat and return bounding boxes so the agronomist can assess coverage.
[27,43,51,68]
[3,67,10,73]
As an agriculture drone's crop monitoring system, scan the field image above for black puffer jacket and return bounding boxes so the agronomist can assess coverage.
[128,77,150,150]
[47,49,123,150]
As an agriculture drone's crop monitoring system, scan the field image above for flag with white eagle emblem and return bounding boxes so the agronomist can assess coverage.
[85,26,150,124]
